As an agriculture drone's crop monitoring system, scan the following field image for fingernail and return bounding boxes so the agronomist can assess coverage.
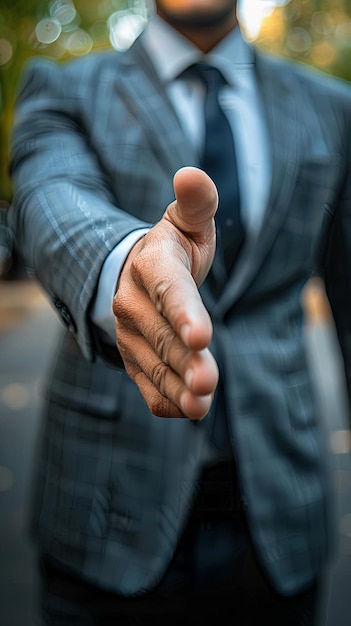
[180,392,212,419]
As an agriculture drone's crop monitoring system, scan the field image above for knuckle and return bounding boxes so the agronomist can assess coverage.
[113,291,139,332]
[152,275,176,315]
[112,290,127,319]
[115,336,129,360]
[134,371,169,417]
[149,396,168,417]
[153,321,174,363]
[151,361,168,396]
[148,394,183,418]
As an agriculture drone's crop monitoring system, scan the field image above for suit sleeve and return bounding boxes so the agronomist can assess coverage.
[8,57,149,361]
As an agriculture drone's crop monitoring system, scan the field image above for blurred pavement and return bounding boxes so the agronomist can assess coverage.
[0,278,60,626]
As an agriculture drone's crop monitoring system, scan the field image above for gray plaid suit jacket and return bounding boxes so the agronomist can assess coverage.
[8,34,351,597]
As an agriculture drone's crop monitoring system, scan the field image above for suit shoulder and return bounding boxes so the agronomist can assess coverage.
[16,49,125,99]
[255,47,351,104]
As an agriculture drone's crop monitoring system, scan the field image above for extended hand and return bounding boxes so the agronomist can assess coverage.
[113,167,219,419]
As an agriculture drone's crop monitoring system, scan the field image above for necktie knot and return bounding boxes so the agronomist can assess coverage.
[193,62,227,91]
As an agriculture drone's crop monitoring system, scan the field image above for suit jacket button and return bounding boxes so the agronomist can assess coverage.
[53,298,77,333]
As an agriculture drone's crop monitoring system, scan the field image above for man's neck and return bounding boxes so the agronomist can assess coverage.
[156,13,238,53]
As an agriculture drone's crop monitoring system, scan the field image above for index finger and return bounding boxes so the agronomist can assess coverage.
[133,252,213,351]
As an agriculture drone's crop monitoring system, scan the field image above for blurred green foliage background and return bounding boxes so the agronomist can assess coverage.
[1,0,351,204]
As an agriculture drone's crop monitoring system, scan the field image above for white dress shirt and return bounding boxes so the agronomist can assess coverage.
[92,14,271,341]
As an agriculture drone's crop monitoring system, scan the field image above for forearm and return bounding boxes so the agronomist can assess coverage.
[8,59,150,359]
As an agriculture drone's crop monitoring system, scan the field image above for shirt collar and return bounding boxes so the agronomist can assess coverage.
[141,14,255,86]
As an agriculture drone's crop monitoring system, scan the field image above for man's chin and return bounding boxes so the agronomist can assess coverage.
[158,6,236,30]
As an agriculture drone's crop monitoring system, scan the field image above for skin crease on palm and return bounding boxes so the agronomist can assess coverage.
[113,3,239,421]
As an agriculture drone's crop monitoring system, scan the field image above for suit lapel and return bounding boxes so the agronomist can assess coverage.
[114,39,197,175]
[212,51,303,314]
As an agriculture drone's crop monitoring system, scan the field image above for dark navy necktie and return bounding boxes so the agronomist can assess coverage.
[186,64,244,452]
[195,63,244,274]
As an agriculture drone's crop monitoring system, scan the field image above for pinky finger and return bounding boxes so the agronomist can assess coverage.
[131,367,186,418]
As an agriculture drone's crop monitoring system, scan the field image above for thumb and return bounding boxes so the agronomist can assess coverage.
[166,166,218,243]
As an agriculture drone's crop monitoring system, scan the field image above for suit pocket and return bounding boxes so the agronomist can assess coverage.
[295,153,341,184]
[289,153,342,225]
[45,331,129,420]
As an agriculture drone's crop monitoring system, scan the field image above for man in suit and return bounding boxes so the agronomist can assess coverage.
[7,0,351,624]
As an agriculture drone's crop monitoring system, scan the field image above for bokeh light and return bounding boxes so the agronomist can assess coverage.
[239,0,292,39]
[35,18,62,44]
[0,38,13,66]
[108,10,147,50]
[65,28,93,55]
[1,383,31,410]
[50,0,77,26]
